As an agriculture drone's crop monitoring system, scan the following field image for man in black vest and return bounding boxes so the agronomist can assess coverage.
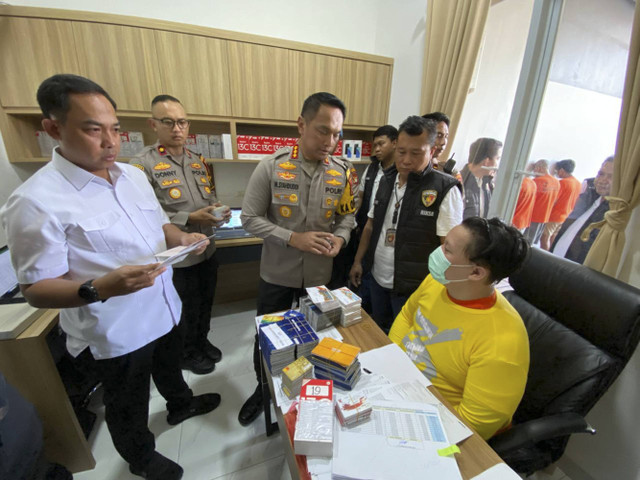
[349,116,463,332]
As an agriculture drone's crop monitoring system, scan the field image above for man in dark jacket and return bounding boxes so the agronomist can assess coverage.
[460,137,502,219]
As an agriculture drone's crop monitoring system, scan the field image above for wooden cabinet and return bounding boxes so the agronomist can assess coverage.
[154,31,232,116]
[227,42,292,120]
[73,23,162,112]
[344,59,392,127]
[0,17,80,107]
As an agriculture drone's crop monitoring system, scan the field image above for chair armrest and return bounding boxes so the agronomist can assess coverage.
[489,413,596,454]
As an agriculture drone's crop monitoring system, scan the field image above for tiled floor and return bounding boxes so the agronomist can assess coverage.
[74,299,292,480]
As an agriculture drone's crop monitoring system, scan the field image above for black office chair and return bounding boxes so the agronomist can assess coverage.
[489,248,640,475]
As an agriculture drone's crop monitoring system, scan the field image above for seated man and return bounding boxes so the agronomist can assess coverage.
[389,217,530,440]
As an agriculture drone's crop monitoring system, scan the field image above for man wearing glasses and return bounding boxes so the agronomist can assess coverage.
[131,95,230,375]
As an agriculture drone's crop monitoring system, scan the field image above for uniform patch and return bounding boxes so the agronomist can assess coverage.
[154,162,171,171]
[154,170,177,179]
[161,179,181,187]
[205,186,211,194]
[289,193,298,203]
[199,177,208,184]
[323,195,339,209]
[274,181,299,190]
[277,171,297,181]
[279,206,292,218]
[278,161,297,170]
[325,210,333,219]
[157,145,167,155]
[169,187,182,199]
[273,192,299,205]
[291,145,299,160]
[190,162,202,169]
[347,167,359,194]
[323,158,330,166]
[325,178,341,186]
[325,169,343,177]
[336,167,358,215]
[422,190,437,207]
[324,186,343,195]
[131,163,144,171]
[419,209,435,217]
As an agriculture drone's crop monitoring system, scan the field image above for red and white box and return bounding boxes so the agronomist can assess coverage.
[362,141,372,158]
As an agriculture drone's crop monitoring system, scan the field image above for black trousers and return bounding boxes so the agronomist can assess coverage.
[89,326,192,468]
[172,254,218,357]
[252,279,306,383]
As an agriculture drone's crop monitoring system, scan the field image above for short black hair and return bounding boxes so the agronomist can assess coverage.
[462,217,530,283]
[37,74,116,123]
[398,115,437,146]
[300,92,346,122]
[373,125,398,142]
[468,137,503,165]
[422,111,450,127]
[556,159,576,174]
[151,94,181,107]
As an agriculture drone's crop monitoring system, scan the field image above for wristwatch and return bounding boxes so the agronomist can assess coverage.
[78,279,102,304]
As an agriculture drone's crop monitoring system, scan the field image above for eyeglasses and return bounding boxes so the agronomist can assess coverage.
[152,117,191,129]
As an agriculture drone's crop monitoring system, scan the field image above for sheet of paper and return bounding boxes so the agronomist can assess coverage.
[359,343,432,387]
[470,463,521,480]
[154,233,215,268]
[0,250,18,295]
[331,399,462,480]
[316,325,343,342]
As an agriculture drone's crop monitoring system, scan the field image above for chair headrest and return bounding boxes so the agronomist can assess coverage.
[508,248,640,361]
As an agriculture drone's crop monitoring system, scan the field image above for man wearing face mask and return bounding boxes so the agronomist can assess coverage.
[460,137,502,219]
[389,217,530,440]
[349,116,463,333]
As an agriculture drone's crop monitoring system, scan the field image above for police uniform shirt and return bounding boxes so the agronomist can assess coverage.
[0,149,181,359]
[241,145,358,288]
[130,142,217,268]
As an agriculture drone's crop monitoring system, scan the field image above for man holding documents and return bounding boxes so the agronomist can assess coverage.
[0,75,220,479]
[389,217,530,440]
[132,94,230,375]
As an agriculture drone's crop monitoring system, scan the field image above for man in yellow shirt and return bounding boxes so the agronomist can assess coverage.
[389,217,530,440]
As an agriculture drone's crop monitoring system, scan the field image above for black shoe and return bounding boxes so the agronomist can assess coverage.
[181,351,215,375]
[238,385,263,426]
[167,393,221,426]
[201,340,222,363]
[129,451,183,480]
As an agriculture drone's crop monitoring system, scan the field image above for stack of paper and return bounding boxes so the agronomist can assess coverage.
[282,356,314,399]
[299,296,342,331]
[294,379,334,457]
[309,338,362,390]
[332,287,362,327]
[259,314,319,374]
[306,286,340,312]
[335,393,372,427]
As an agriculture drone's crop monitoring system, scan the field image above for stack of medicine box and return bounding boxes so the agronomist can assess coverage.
[259,311,318,374]
[281,356,314,399]
[294,379,334,457]
[299,296,341,331]
[309,337,362,391]
[335,393,373,427]
[332,287,362,327]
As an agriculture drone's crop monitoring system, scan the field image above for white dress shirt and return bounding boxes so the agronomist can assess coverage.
[0,150,181,359]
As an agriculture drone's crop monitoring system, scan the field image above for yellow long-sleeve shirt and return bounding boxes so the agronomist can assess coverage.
[389,275,529,440]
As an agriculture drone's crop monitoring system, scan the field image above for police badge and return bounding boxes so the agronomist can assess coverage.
[421,189,437,207]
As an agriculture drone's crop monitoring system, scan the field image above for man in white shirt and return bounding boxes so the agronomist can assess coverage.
[349,116,463,332]
[0,75,220,480]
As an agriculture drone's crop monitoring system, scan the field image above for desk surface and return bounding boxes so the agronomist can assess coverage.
[271,313,504,480]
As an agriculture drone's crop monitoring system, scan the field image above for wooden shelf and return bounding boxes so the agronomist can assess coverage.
[16,156,371,165]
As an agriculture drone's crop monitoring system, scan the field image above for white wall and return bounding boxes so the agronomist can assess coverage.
[449,0,534,167]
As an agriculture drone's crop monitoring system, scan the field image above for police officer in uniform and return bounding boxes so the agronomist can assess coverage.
[239,92,358,426]
[131,95,230,374]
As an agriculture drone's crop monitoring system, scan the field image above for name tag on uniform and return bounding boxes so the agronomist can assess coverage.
[385,228,396,247]
[419,209,435,217]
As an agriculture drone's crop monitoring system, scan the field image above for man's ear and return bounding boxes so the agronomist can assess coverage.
[296,116,305,137]
[42,118,61,141]
[147,117,158,132]
[468,265,490,283]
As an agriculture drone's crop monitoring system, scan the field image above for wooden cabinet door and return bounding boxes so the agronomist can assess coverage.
[0,17,80,107]
[344,60,391,126]
[289,51,350,119]
[154,31,232,117]
[72,22,162,112]
[227,42,291,120]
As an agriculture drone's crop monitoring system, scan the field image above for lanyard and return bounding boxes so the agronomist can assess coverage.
[392,182,405,225]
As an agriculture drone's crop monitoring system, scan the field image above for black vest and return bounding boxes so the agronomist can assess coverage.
[365,164,461,296]
[356,158,381,232]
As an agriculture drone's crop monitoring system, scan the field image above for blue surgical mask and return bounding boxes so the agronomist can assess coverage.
[428,246,473,285]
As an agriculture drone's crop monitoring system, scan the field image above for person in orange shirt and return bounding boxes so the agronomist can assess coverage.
[540,159,581,250]
[511,174,537,231]
[525,160,559,245]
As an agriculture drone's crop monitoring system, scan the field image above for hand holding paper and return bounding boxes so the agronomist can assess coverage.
[154,233,214,269]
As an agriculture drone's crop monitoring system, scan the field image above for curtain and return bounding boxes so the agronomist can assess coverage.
[420,0,491,156]
[583,3,640,276]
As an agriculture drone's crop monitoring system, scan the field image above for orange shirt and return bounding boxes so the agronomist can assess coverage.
[548,175,581,223]
[512,177,536,229]
[531,174,560,223]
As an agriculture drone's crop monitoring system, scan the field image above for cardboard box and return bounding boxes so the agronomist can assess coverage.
[221,133,233,159]
[208,135,223,158]
[342,140,354,160]
[196,134,210,158]
[353,140,362,161]
[294,379,334,457]
[362,141,372,158]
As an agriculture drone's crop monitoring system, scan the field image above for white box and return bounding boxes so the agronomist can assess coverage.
[196,134,210,158]
[221,133,233,159]
[353,140,362,161]
[342,140,354,160]
[208,135,223,159]
[128,132,145,156]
